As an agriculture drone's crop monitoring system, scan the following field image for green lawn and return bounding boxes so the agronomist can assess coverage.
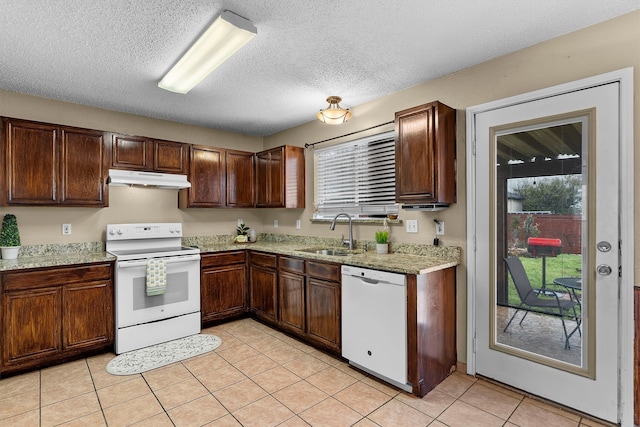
[505,253,583,308]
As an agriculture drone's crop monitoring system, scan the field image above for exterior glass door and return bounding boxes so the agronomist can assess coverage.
[471,82,621,422]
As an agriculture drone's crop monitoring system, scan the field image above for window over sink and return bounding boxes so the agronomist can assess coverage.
[314,131,398,219]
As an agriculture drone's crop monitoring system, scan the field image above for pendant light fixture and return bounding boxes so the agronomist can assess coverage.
[158,11,257,94]
[316,96,352,125]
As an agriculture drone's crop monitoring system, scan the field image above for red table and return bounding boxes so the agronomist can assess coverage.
[527,237,562,288]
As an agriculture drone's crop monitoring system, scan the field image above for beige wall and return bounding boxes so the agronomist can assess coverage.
[265,11,640,362]
[1,11,638,363]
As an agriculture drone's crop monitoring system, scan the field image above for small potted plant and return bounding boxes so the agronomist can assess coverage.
[234,222,250,243]
[0,214,21,259]
[375,229,389,254]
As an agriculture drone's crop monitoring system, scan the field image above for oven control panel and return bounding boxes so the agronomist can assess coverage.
[106,223,183,240]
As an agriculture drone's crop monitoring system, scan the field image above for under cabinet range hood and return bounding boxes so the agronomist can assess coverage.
[108,169,191,189]
[401,203,450,212]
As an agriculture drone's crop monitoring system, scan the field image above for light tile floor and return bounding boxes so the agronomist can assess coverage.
[0,318,612,427]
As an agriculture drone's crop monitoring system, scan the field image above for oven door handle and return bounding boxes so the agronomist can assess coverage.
[117,254,201,268]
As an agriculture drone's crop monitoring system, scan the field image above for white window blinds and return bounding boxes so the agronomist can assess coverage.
[315,131,398,218]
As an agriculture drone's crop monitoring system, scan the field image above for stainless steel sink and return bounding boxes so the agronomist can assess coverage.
[297,247,362,256]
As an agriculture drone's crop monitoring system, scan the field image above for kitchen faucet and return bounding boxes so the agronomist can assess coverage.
[330,213,354,250]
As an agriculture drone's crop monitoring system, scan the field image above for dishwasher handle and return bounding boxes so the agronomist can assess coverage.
[359,277,381,285]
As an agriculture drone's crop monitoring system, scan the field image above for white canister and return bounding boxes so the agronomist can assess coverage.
[249,229,256,242]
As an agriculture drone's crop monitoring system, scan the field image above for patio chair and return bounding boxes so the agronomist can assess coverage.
[503,257,580,349]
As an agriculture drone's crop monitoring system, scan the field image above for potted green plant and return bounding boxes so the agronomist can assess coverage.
[375,229,389,254]
[0,214,21,259]
[234,222,250,243]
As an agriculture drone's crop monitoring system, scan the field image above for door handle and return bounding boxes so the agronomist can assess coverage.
[596,264,612,276]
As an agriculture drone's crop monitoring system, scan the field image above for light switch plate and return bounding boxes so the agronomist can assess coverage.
[62,224,72,235]
[274,219,279,228]
[406,220,418,233]
[295,220,301,229]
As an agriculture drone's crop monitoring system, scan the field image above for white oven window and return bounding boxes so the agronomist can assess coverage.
[132,271,190,310]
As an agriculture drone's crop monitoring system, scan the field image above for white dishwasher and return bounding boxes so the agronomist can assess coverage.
[341,265,411,392]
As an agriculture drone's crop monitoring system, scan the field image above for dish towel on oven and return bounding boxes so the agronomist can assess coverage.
[146,258,167,296]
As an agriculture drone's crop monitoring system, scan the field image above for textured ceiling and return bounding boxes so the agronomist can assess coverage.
[1,1,639,137]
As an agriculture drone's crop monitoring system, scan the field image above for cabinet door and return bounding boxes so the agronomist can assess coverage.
[395,104,436,202]
[226,150,255,208]
[255,147,283,207]
[256,146,305,208]
[2,288,62,366]
[111,134,152,170]
[201,263,247,323]
[154,139,187,174]
[306,277,341,351]
[179,145,225,207]
[279,270,305,335]
[395,101,456,204]
[282,145,305,209]
[4,119,58,204]
[60,127,107,206]
[249,264,278,323]
[63,280,113,351]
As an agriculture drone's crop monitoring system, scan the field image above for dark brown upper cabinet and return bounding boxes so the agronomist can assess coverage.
[179,145,255,209]
[179,145,225,208]
[225,149,255,208]
[110,134,187,174]
[153,139,187,174]
[255,145,305,208]
[2,118,108,207]
[394,101,456,205]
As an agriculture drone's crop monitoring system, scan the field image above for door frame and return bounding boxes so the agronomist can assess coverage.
[465,68,634,425]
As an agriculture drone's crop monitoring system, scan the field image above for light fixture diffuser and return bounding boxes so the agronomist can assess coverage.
[158,11,257,94]
[316,96,352,125]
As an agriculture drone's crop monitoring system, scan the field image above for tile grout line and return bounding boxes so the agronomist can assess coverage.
[85,358,110,427]
[139,365,177,425]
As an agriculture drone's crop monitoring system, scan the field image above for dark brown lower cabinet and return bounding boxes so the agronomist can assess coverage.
[1,263,114,376]
[201,251,247,324]
[278,256,306,335]
[274,256,341,354]
[305,261,341,353]
[407,267,457,397]
[249,252,278,325]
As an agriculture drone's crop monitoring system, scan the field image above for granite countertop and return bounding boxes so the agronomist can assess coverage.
[0,235,460,275]
[193,240,460,275]
[0,252,115,272]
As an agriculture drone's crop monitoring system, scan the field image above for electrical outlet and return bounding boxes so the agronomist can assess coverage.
[274,219,278,228]
[406,220,418,233]
[237,219,244,227]
[436,221,445,235]
[295,219,301,229]
[62,224,72,235]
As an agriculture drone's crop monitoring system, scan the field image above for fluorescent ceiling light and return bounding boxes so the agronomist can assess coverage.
[158,11,257,94]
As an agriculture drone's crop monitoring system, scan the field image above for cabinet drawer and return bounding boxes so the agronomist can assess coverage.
[279,256,305,274]
[2,264,112,291]
[201,251,246,268]
[250,251,277,269]
[307,261,341,282]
